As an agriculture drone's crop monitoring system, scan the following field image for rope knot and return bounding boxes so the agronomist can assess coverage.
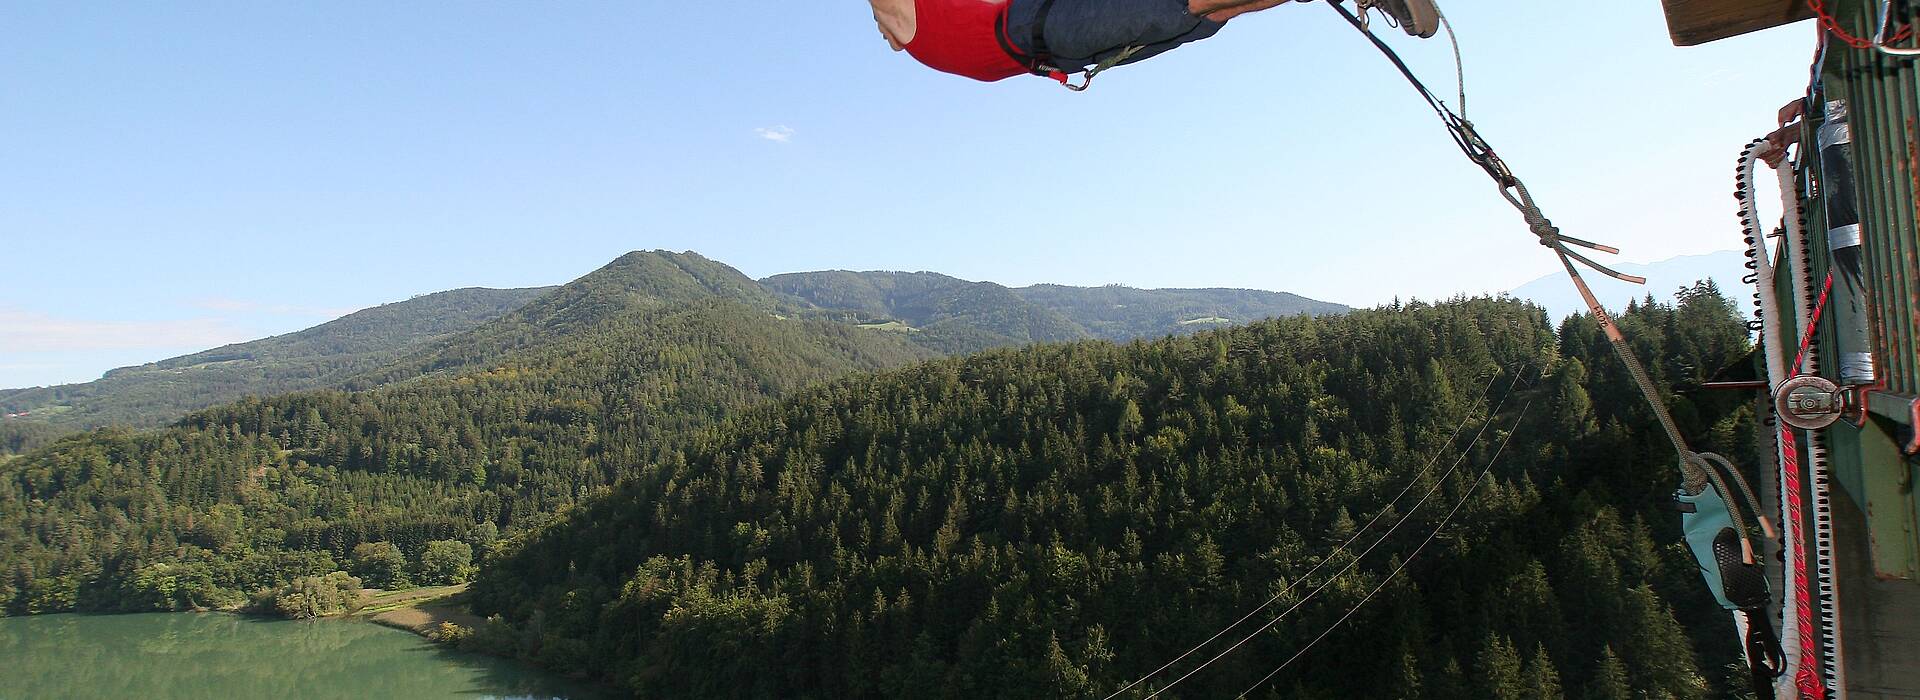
[1524,211,1560,246]
[1531,221,1559,243]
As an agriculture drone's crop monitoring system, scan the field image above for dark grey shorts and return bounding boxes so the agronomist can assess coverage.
[1006,0,1225,72]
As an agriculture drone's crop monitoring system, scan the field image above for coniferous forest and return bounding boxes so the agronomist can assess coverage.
[468,287,1755,699]
[0,249,1757,699]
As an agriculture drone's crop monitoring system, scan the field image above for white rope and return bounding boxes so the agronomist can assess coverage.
[1739,138,1802,698]
[1437,4,1465,117]
[1770,120,1846,694]
[1099,371,1502,700]
[1132,368,1532,700]
[1235,400,1534,698]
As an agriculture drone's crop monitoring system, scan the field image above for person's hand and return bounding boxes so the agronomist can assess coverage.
[1778,99,1806,128]
[1762,99,1808,167]
[1760,130,1792,167]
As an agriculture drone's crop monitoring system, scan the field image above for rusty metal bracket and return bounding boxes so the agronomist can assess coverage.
[1865,390,1920,454]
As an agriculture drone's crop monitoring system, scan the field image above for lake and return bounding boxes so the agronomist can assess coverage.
[0,612,610,700]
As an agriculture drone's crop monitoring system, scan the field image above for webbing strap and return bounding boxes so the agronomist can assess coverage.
[1747,609,1789,699]
[1330,4,1800,694]
[1331,13,1794,691]
[1003,0,1139,91]
[1328,1,1714,491]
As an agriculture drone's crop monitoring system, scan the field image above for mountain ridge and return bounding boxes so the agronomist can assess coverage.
[0,252,1752,698]
[0,286,549,430]
[764,268,1347,351]
[2,252,1346,454]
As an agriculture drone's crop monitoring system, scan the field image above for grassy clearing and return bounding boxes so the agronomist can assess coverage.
[857,320,919,332]
[357,584,488,637]
[356,584,468,615]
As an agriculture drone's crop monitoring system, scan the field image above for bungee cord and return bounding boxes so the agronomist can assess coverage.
[1297,3,1791,694]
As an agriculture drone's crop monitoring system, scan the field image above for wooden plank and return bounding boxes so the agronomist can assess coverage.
[1660,0,1817,46]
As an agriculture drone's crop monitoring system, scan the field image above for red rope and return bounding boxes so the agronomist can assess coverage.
[1791,274,1835,376]
[1780,431,1821,699]
[1781,272,1834,700]
[1807,0,1914,50]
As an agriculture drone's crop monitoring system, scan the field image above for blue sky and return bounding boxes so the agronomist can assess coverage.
[1,3,1815,388]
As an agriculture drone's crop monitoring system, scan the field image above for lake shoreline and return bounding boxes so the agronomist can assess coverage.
[349,583,486,637]
[0,610,611,699]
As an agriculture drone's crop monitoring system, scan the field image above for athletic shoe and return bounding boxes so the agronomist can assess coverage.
[1360,0,1440,38]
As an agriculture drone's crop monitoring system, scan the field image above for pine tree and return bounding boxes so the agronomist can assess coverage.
[1117,399,1144,437]
[1479,633,1526,700]
[1589,646,1631,700]
[1522,643,1563,700]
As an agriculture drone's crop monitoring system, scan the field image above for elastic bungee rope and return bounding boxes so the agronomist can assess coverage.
[1324,1,1793,693]
[1771,102,1846,694]
[1737,137,1809,698]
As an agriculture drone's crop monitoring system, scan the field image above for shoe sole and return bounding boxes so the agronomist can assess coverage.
[1386,0,1441,38]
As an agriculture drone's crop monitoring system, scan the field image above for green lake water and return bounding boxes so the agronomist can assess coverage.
[0,612,610,700]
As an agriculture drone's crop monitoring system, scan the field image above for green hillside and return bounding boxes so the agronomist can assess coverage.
[467,289,1754,699]
[0,252,933,617]
[1014,283,1348,340]
[0,259,1342,460]
[352,251,787,387]
[763,271,1348,354]
[0,287,547,438]
[0,249,1754,699]
[762,271,1092,354]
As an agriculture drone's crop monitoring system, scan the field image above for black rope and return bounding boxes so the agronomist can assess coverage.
[1744,608,1788,696]
[1326,1,1512,188]
[1326,10,1796,695]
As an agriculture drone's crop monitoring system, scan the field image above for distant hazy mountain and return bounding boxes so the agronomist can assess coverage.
[1506,250,1747,322]
[1014,283,1347,341]
[764,270,1347,353]
[0,286,549,430]
[762,271,1092,354]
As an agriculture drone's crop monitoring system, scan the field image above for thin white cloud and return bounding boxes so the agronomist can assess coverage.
[1698,67,1743,87]
[754,125,795,143]
[0,307,256,353]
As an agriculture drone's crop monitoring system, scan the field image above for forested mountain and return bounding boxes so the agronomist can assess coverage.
[350,251,790,387]
[0,252,1753,698]
[0,252,781,456]
[762,271,1093,354]
[1,257,1339,459]
[0,252,935,616]
[0,287,547,444]
[1013,284,1348,341]
[763,270,1345,354]
[468,286,1756,699]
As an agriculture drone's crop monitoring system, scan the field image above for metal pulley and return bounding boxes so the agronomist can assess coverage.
[1778,375,1845,430]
